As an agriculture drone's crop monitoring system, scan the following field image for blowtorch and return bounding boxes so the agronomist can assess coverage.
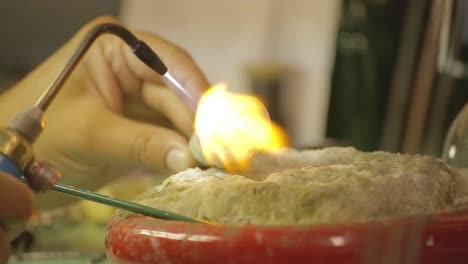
[0,23,203,224]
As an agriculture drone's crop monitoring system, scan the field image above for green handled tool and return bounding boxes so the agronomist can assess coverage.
[52,183,204,223]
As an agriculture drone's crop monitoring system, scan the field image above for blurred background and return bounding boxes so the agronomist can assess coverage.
[0,0,467,262]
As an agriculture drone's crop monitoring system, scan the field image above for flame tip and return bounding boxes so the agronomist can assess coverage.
[195,82,288,171]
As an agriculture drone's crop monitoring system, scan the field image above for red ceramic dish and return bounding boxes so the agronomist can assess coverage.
[105,208,468,264]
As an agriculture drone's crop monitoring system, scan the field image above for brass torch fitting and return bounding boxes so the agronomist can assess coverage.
[0,128,34,172]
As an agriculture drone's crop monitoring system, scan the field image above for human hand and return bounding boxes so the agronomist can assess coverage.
[0,16,209,207]
[0,173,33,263]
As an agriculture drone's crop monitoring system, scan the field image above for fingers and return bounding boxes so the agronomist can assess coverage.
[78,16,209,136]
[81,16,210,100]
[141,83,194,137]
[86,32,198,126]
[84,39,123,112]
[0,228,10,264]
[40,16,206,173]
[90,107,196,172]
[0,173,33,221]
[124,30,210,101]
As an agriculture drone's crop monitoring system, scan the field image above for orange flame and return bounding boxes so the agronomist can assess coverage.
[194,83,288,171]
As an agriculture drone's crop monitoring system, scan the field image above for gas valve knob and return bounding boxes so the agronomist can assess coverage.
[24,160,61,192]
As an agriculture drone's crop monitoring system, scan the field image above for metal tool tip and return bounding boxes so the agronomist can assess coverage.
[164,72,193,99]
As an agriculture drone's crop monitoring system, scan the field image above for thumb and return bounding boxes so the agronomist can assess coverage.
[90,109,196,172]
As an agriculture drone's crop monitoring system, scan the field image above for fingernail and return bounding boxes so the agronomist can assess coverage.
[166,148,188,171]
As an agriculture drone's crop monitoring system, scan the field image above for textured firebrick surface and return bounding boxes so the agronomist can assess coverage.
[121,147,468,225]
